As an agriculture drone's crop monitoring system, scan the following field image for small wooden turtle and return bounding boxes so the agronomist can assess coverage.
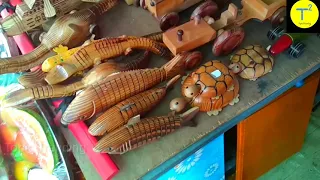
[228,45,274,81]
[170,60,240,116]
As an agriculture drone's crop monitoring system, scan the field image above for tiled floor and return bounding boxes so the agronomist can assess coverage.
[259,107,320,180]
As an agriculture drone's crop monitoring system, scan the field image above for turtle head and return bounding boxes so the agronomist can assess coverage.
[228,62,242,74]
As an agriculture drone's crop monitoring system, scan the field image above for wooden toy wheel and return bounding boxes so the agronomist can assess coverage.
[270,7,286,27]
[140,0,146,9]
[288,42,305,58]
[185,51,203,70]
[212,27,245,56]
[267,26,285,40]
[159,12,180,31]
[134,0,140,6]
[190,0,218,20]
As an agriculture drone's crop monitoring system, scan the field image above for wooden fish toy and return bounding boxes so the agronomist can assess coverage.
[41,32,164,73]
[61,52,203,125]
[93,107,199,154]
[88,74,181,136]
[170,60,240,116]
[0,0,119,74]
[1,51,150,108]
[44,37,172,85]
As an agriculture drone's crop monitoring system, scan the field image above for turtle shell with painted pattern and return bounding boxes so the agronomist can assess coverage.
[228,45,274,81]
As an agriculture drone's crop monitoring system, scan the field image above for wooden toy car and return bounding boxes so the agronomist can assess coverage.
[163,0,286,55]
[137,0,224,31]
[267,26,310,58]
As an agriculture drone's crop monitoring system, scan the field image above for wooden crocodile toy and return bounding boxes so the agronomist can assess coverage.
[1,51,151,108]
[44,36,172,85]
[0,0,119,75]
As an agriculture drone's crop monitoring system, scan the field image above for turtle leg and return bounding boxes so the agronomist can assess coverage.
[229,94,240,106]
[207,108,222,116]
[227,84,234,91]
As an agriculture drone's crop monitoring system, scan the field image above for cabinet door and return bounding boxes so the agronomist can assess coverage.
[158,134,225,180]
[236,73,320,180]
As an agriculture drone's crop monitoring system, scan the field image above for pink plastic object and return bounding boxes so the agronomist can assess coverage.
[52,101,119,180]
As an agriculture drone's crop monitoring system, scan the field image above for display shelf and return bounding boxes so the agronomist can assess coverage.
[41,1,320,180]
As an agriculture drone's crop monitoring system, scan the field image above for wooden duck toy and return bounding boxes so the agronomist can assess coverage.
[93,107,199,154]
[228,45,274,81]
[170,60,240,116]
[163,0,286,56]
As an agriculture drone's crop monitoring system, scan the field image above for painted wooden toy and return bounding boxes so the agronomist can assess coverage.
[93,107,199,154]
[0,0,118,75]
[88,75,181,136]
[267,26,310,58]
[61,52,203,125]
[170,60,239,116]
[2,51,151,108]
[163,0,286,55]
[139,0,220,31]
[228,45,274,81]
[44,37,172,85]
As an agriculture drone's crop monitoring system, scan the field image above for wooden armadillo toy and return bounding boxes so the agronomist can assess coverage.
[228,45,274,81]
[0,0,119,75]
[93,107,199,154]
[1,51,150,108]
[61,52,203,125]
[170,60,240,116]
[44,36,172,85]
[88,74,181,136]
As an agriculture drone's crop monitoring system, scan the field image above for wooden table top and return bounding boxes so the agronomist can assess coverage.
[59,1,320,180]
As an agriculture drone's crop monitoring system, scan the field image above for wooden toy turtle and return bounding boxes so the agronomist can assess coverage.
[228,45,274,81]
[170,60,240,116]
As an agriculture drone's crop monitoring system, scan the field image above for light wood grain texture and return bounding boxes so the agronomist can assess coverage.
[236,72,320,180]
[58,2,320,180]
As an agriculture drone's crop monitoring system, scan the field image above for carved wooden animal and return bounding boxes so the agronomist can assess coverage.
[170,60,240,116]
[44,37,172,85]
[1,0,83,36]
[1,51,150,108]
[88,75,180,136]
[18,69,48,88]
[229,45,274,81]
[0,0,119,75]
[93,107,199,154]
[61,52,202,125]
[42,32,163,72]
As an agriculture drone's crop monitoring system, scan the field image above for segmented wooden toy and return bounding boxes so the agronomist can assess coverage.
[170,60,240,116]
[88,75,181,136]
[2,51,151,108]
[229,45,274,81]
[44,37,172,85]
[18,69,48,88]
[93,107,199,154]
[61,52,202,125]
[0,0,118,75]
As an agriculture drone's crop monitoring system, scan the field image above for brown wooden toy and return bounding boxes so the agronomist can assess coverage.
[140,0,219,31]
[0,0,118,75]
[93,107,199,154]
[44,37,172,85]
[228,45,274,81]
[88,75,181,136]
[170,60,240,116]
[163,0,286,55]
[60,52,202,125]
[1,0,83,36]
[2,51,151,108]
[18,68,48,88]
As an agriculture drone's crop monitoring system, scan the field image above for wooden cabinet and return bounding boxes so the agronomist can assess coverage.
[236,73,320,180]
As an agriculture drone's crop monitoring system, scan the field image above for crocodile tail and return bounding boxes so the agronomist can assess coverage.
[89,0,119,17]
[1,82,84,108]
[162,52,190,79]
[18,69,47,88]
[143,32,163,42]
[0,44,49,74]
